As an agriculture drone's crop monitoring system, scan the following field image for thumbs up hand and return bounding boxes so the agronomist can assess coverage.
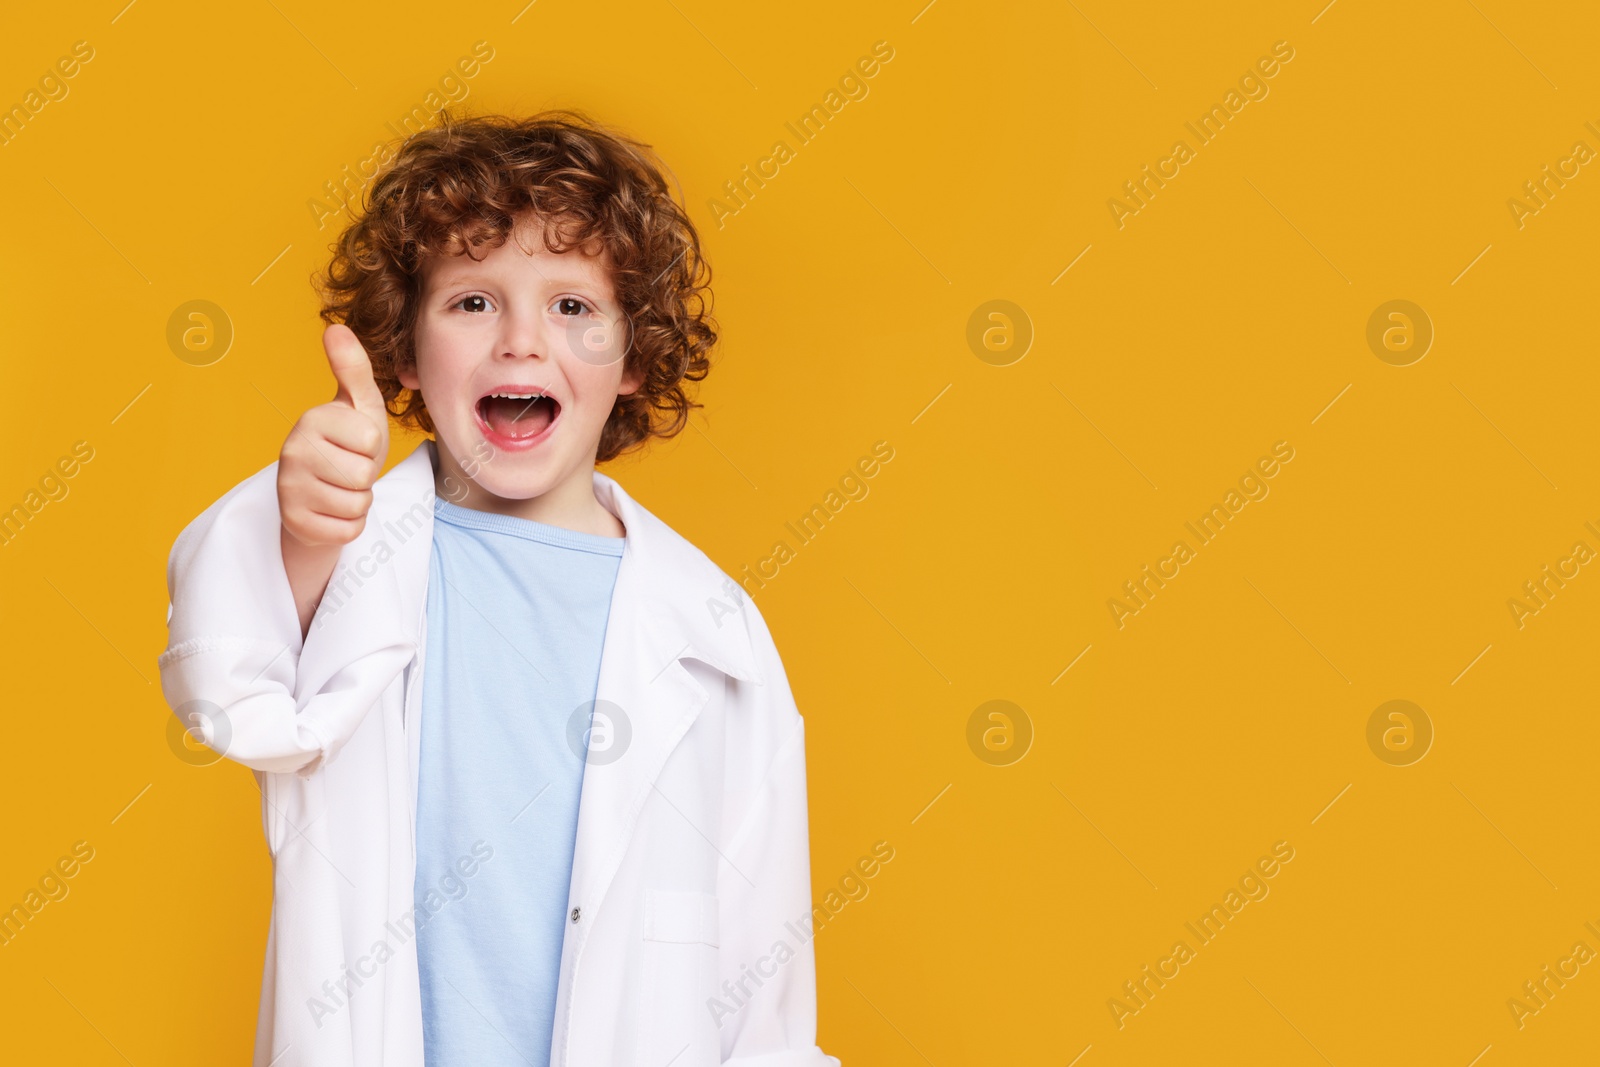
[277,324,392,549]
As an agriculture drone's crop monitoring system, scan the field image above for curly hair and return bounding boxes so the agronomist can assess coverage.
[314,108,716,464]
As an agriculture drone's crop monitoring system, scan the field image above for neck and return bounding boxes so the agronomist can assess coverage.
[428,440,624,538]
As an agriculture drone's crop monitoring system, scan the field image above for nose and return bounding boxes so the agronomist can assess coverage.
[496,300,546,361]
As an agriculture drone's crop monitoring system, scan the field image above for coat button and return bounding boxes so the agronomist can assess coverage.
[571,906,581,923]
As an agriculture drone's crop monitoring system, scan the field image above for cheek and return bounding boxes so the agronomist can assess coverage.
[556,344,622,393]
[409,325,469,395]
[404,327,435,392]
[574,366,628,415]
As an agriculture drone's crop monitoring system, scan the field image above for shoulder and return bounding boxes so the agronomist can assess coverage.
[170,441,435,592]
[595,470,779,690]
[167,458,281,590]
[163,455,301,649]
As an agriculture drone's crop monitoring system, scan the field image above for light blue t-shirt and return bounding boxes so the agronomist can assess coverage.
[412,497,624,1066]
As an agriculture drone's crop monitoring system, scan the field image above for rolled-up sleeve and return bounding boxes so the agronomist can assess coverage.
[157,461,414,778]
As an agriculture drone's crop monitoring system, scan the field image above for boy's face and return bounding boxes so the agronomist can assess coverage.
[402,212,643,510]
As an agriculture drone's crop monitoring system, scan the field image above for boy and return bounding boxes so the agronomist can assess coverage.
[159,110,839,1067]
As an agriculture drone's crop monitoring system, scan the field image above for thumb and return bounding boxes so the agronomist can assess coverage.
[323,324,386,422]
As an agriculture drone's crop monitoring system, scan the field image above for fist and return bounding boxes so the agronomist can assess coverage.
[277,324,392,547]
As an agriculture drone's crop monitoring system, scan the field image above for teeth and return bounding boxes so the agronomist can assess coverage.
[489,392,544,400]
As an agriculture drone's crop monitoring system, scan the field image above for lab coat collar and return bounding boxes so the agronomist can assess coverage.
[384,438,764,687]
[380,438,768,1006]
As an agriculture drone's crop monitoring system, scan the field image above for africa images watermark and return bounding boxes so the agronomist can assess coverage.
[1,840,96,947]
[1,440,95,549]
[730,440,896,600]
[706,571,750,633]
[307,40,497,231]
[1,39,95,148]
[707,40,896,228]
[1505,920,1600,1031]
[306,839,494,1027]
[1504,518,1600,630]
[1107,440,1296,629]
[706,840,895,1028]
[1107,40,1296,230]
[1108,839,1296,1029]
[310,494,433,628]
[1505,119,1600,231]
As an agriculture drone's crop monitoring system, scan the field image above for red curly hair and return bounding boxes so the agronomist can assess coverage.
[314,108,716,464]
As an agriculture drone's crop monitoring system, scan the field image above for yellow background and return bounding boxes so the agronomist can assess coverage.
[2,0,1597,1063]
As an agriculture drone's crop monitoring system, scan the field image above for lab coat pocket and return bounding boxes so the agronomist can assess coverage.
[641,889,721,1066]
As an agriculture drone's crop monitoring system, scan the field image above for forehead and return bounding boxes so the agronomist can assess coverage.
[423,214,614,289]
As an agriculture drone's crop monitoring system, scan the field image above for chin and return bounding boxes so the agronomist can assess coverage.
[472,471,561,503]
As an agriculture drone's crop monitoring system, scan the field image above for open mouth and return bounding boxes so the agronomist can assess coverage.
[475,390,561,443]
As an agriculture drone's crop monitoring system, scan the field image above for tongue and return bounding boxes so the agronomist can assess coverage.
[483,396,554,438]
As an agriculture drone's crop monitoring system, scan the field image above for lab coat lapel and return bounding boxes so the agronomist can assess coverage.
[564,471,765,929]
[374,441,763,920]
[373,443,439,830]
[563,568,703,919]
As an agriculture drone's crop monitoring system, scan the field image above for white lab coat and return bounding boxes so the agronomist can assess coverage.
[158,439,840,1067]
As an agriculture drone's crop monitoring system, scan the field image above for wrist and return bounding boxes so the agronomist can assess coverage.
[280,525,344,638]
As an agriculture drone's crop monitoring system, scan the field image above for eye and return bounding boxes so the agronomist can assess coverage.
[554,297,592,316]
[452,294,493,313]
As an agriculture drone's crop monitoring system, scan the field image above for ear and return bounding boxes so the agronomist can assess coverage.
[397,359,421,391]
[617,362,645,397]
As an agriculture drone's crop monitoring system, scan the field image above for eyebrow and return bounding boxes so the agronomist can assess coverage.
[426,265,611,293]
